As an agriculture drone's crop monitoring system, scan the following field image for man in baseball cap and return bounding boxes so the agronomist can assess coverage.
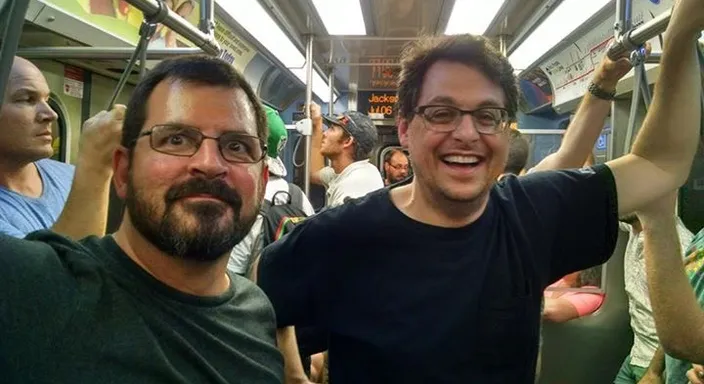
[308,103,383,208]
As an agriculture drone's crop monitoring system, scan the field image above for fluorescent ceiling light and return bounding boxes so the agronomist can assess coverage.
[445,0,508,35]
[311,0,366,35]
[291,68,335,102]
[219,0,335,101]
[509,0,610,71]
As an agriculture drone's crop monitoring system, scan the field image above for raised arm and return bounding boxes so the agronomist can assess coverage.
[532,50,635,171]
[51,105,124,239]
[607,1,703,216]
[640,193,704,363]
[308,103,325,186]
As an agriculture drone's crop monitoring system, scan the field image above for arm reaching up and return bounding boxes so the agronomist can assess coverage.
[51,105,125,239]
[533,45,640,171]
[606,0,703,215]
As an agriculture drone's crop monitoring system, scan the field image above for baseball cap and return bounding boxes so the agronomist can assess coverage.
[322,111,378,158]
[263,105,287,158]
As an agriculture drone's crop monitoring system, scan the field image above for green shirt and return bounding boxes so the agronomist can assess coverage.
[0,230,284,383]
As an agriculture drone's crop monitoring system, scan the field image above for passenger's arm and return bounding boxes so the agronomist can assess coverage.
[638,346,665,383]
[640,193,704,363]
[542,297,580,323]
[606,4,703,216]
[533,52,634,171]
[257,222,329,384]
[51,106,125,239]
[277,327,314,384]
[309,103,325,186]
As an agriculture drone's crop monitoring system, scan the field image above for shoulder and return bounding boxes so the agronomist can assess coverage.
[230,273,276,314]
[36,159,75,176]
[266,188,388,253]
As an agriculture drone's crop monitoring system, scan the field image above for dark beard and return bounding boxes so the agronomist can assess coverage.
[126,176,259,262]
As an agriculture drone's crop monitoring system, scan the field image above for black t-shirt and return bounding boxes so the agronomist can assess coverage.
[257,165,619,384]
[0,232,284,383]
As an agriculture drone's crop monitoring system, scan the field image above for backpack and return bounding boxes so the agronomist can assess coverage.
[258,182,308,250]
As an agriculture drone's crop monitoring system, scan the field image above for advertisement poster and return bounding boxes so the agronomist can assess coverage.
[44,0,201,47]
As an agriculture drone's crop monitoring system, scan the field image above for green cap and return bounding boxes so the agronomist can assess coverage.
[263,105,287,158]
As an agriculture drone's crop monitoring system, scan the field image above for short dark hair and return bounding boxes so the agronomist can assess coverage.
[396,34,518,121]
[505,129,529,175]
[122,55,267,150]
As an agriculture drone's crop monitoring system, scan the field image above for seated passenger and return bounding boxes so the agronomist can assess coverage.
[0,56,123,239]
[543,267,605,322]
[229,105,315,277]
[498,127,528,179]
[308,102,384,208]
[383,148,410,185]
[0,55,283,382]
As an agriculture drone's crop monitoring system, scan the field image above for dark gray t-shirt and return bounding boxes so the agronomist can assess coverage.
[0,231,284,383]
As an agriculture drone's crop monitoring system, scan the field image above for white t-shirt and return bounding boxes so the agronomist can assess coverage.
[319,160,384,208]
[227,176,315,275]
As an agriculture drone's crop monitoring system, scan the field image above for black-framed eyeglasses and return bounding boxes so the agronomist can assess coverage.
[415,105,510,135]
[135,124,267,164]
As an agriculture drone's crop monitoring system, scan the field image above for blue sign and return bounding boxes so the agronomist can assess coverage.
[596,134,608,150]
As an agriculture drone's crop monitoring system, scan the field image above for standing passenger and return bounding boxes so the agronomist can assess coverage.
[0,56,124,239]
[0,55,283,383]
[257,0,704,381]
[308,102,384,208]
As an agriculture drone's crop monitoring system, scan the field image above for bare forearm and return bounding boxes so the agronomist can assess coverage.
[309,118,325,185]
[643,215,704,362]
[630,31,701,184]
[643,346,666,378]
[51,160,112,239]
[534,93,611,171]
[276,327,310,384]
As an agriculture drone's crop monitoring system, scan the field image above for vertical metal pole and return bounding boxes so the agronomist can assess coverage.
[303,34,314,197]
[608,0,628,162]
[329,40,335,116]
[0,0,30,107]
[199,0,214,35]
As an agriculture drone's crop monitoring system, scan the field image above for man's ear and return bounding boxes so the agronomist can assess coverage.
[397,118,410,148]
[342,135,355,150]
[112,146,131,199]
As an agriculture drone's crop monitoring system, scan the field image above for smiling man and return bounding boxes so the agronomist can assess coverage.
[0,55,283,383]
[257,0,704,381]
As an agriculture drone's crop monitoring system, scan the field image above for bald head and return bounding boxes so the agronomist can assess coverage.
[0,56,57,164]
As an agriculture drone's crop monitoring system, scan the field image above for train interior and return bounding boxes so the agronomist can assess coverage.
[2,0,704,382]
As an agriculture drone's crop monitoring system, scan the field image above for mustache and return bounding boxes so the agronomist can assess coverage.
[165,178,242,209]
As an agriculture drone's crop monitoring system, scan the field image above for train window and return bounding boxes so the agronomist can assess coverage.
[520,131,564,171]
[48,98,68,163]
[378,146,412,185]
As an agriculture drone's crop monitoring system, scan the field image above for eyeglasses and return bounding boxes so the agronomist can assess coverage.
[136,124,267,164]
[415,105,510,135]
[388,163,409,171]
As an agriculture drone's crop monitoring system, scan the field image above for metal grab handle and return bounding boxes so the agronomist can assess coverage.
[105,0,169,110]
[0,0,30,107]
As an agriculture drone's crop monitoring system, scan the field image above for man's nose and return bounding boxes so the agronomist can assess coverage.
[187,139,228,178]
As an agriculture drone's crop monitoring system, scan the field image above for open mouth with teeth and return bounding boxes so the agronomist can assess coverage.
[441,155,483,168]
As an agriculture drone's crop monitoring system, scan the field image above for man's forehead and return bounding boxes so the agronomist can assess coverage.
[7,60,49,95]
[149,80,259,136]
